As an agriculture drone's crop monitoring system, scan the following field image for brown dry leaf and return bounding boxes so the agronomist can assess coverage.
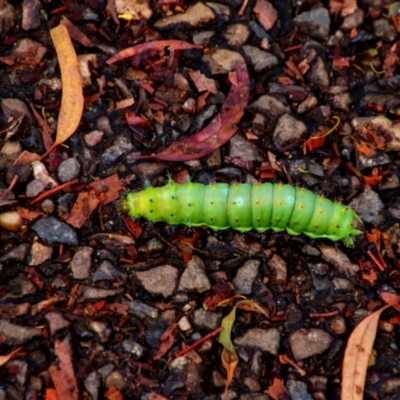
[148,393,168,400]
[105,386,123,400]
[0,347,23,367]
[329,0,357,17]
[66,191,100,229]
[153,323,178,361]
[43,24,83,159]
[89,174,124,205]
[341,295,400,400]
[265,378,288,399]
[189,70,218,94]
[48,341,78,400]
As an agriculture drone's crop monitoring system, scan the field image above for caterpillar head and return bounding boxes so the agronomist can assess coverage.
[118,198,130,215]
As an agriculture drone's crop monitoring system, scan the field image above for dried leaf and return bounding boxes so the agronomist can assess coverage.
[106,40,202,65]
[341,295,400,400]
[43,24,83,159]
[89,174,124,205]
[66,191,100,229]
[48,341,78,400]
[265,378,288,399]
[135,61,250,161]
[0,347,23,367]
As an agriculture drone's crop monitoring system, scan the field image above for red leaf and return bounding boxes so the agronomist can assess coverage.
[106,40,202,65]
[135,61,250,161]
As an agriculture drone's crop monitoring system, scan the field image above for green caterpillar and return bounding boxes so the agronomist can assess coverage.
[119,181,363,246]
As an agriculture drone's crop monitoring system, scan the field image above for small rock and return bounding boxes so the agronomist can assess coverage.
[273,114,307,149]
[154,2,215,29]
[233,259,260,295]
[228,134,264,162]
[298,95,318,114]
[289,329,333,360]
[332,277,353,290]
[202,49,244,74]
[193,309,223,330]
[341,8,364,30]
[84,371,101,400]
[234,328,280,355]
[179,256,211,293]
[248,94,290,117]
[329,315,346,335]
[84,130,104,147]
[70,246,93,280]
[0,320,41,345]
[243,45,279,72]
[135,265,179,298]
[57,158,81,183]
[45,311,70,335]
[7,359,28,387]
[373,19,397,42]
[90,321,111,342]
[308,57,329,87]
[100,135,133,164]
[4,274,36,299]
[286,380,313,400]
[267,254,287,285]
[352,186,385,226]
[318,244,359,277]
[178,316,192,332]
[122,339,144,357]
[293,7,331,41]
[26,179,45,198]
[21,0,41,31]
[0,243,29,262]
[0,0,16,37]
[124,299,159,320]
[32,217,78,246]
[223,24,251,46]
[0,99,32,124]
[78,286,123,302]
[253,0,278,30]
[92,260,125,282]
[29,242,52,266]
[31,160,58,188]
[105,370,127,390]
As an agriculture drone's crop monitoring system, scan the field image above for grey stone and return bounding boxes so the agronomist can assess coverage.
[242,45,279,72]
[124,299,159,320]
[0,320,41,345]
[273,114,307,149]
[318,244,359,277]
[154,2,215,29]
[179,256,211,293]
[57,158,81,183]
[234,327,280,355]
[287,380,313,400]
[69,246,93,280]
[100,135,133,164]
[31,217,78,246]
[135,265,179,298]
[45,311,70,335]
[352,186,385,226]
[289,329,333,360]
[193,309,223,330]
[233,259,260,295]
[294,7,330,41]
[248,94,290,117]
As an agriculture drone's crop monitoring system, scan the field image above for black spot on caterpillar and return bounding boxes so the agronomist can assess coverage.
[119,181,363,246]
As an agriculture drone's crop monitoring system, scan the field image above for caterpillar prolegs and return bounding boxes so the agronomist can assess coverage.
[119,181,363,246]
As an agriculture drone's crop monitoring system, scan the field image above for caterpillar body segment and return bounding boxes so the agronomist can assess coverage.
[120,181,363,246]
